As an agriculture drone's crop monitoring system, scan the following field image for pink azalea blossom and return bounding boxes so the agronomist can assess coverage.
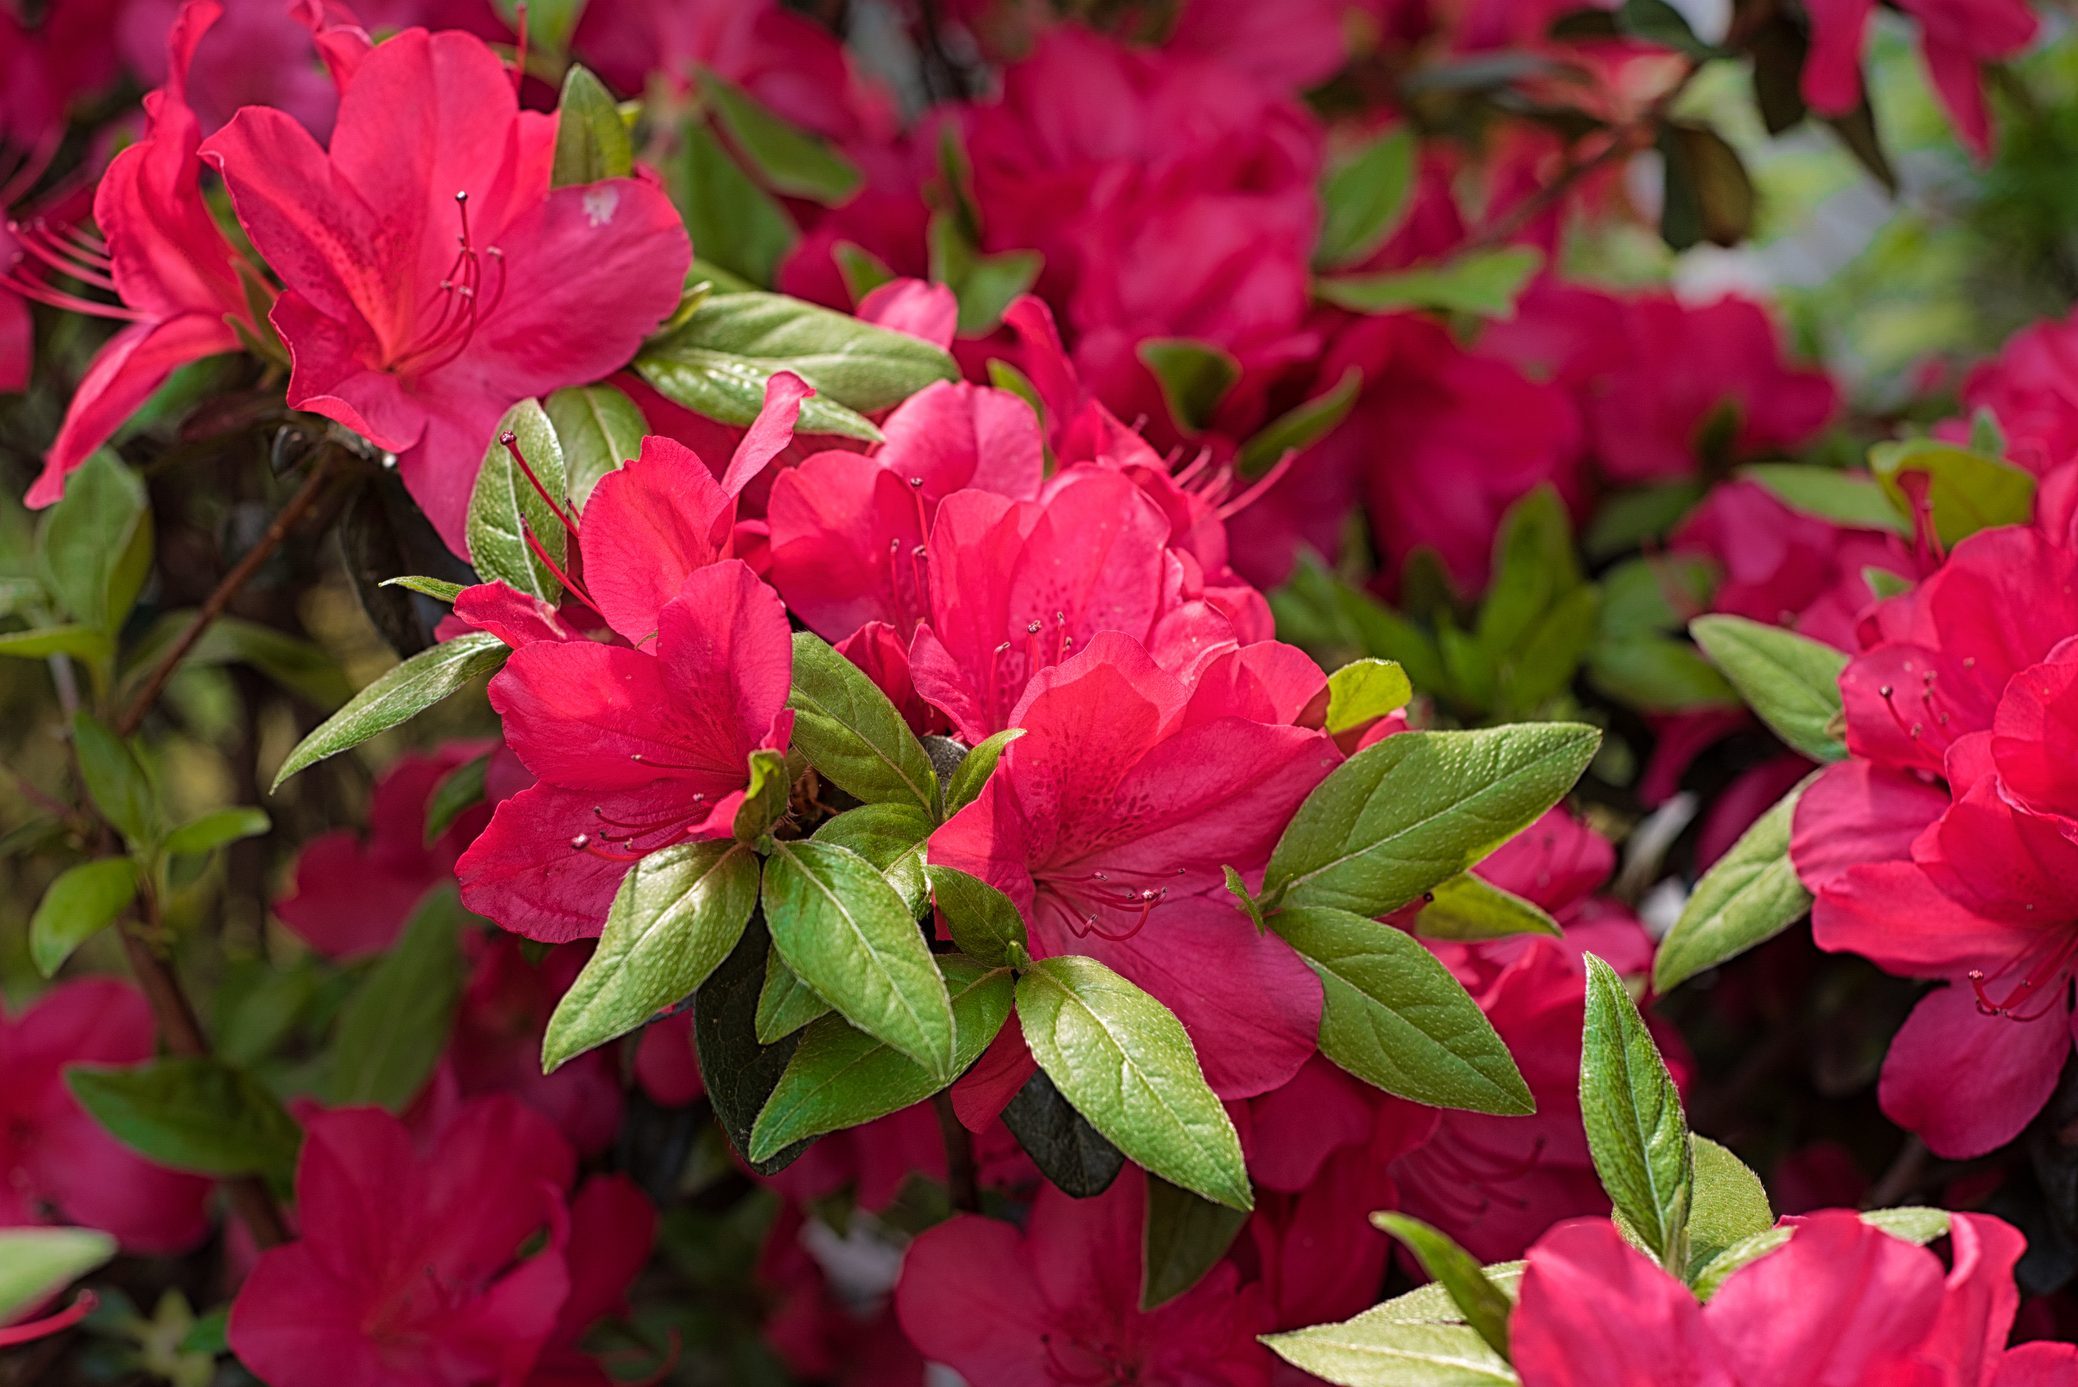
[201,26,690,552]
[0,979,213,1255]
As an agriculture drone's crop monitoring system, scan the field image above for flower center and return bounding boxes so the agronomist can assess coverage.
[1038,865,1189,943]
[391,191,508,376]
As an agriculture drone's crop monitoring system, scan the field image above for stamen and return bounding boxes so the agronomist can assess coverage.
[1967,930,2078,1021]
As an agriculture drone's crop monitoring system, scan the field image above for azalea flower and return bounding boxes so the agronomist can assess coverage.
[201,25,690,552]
[229,1098,654,1387]
[929,631,1338,1098]
[1511,1209,2075,1385]
[895,1172,1275,1386]
[1801,0,2037,161]
[0,979,214,1255]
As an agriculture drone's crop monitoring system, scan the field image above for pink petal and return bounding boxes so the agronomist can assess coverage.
[1878,983,2071,1158]
[718,370,812,499]
[1790,760,1947,893]
[456,783,640,942]
[1800,0,1876,116]
[1811,860,2034,978]
[1513,1219,1728,1387]
[579,436,731,644]
[858,278,957,348]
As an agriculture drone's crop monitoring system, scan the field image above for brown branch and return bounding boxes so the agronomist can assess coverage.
[932,1091,980,1213]
[119,886,290,1248]
[114,452,340,737]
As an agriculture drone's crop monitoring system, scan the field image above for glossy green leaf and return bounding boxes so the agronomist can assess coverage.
[73,712,157,848]
[755,949,831,1043]
[1690,615,1847,761]
[813,802,931,915]
[0,1227,117,1321]
[30,859,138,978]
[1373,1214,1513,1360]
[749,959,1012,1161]
[788,632,939,815]
[944,727,1022,816]
[1262,1318,1515,1386]
[467,399,567,601]
[1017,955,1251,1210]
[68,1057,300,1180]
[1653,777,1814,992]
[700,69,862,203]
[925,864,1027,967]
[669,119,796,287]
[1318,128,1418,267]
[1265,724,1600,917]
[763,839,955,1076]
[547,382,648,509]
[1580,953,1692,1271]
[1274,905,1531,1113]
[1317,247,1541,318]
[545,841,759,1071]
[381,576,465,603]
[272,633,507,790]
[1138,338,1241,433]
[329,888,463,1110]
[1414,872,1561,942]
[695,920,808,1174]
[551,65,633,187]
[732,748,792,843]
[1325,659,1412,735]
[1142,1174,1250,1310]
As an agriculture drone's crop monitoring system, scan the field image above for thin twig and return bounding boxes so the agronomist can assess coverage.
[932,1090,980,1213]
[114,452,340,737]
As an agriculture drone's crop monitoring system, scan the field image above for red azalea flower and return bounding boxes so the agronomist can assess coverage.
[1937,308,2078,476]
[929,632,1337,1098]
[200,26,690,551]
[895,1172,1274,1387]
[20,0,254,507]
[229,1098,652,1387]
[0,979,213,1256]
[1802,0,2036,161]
[1511,1209,2073,1385]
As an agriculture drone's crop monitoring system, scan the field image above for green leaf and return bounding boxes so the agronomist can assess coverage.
[925,211,1045,337]
[1318,128,1418,267]
[700,69,862,204]
[1002,1069,1126,1196]
[1580,953,1692,1271]
[1862,1206,1952,1245]
[1359,1263,1528,1326]
[1652,777,1814,992]
[73,712,157,848]
[1618,0,1721,56]
[1476,488,1580,652]
[36,450,150,634]
[787,632,939,816]
[0,624,115,665]
[1223,865,1269,932]
[1585,481,1706,559]
[1142,1175,1250,1311]
[834,240,897,302]
[381,576,465,603]
[544,841,759,1071]
[1372,1214,1513,1360]
[1868,439,2036,547]
[30,859,138,977]
[1326,659,1412,735]
[1737,464,1910,536]
[925,865,1028,967]
[944,727,1023,816]
[668,119,797,287]
[749,959,1012,1161]
[272,633,508,790]
[0,1227,117,1321]
[695,920,809,1174]
[1587,635,1739,713]
[732,748,792,844]
[635,291,957,440]
[1265,724,1601,917]
[551,65,634,187]
[467,399,567,601]
[163,807,271,858]
[762,839,955,1076]
[756,950,832,1043]
[1237,369,1363,479]
[1689,1226,1791,1299]
[1137,338,1241,434]
[1864,566,1912,601]
[1690,615,1847,761]
[67,1057,300,1180]
[422,753,491,845]
[1659,123,1753,250]
[328,888,463,1110]
[1414,872,1561,942]
[1271,552,1449,697]
[813,802,932,915]
[130,615,349,707]
[1317,247,1541,318]
[1273,905,1531,1113]
[1017,955,1251,1210]
[1685,1136,1774,1274]
[1597,556,1718,639]
[546,383,647,509]
[1262,1318,1515,1386]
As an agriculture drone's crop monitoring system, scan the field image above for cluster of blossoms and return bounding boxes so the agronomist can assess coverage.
[7,0,2078,1383]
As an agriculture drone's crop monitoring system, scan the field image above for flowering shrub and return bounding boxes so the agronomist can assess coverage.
[6,0,2078,1383]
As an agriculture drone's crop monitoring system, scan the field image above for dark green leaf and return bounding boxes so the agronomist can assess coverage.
[551,65,634,187]
[944,727,1022,816]
[925,865,1027,967]
[30,859,137,977]
[1138,338,1241,434]
[1372,1214,1513,1359]
[695,919,808,1174]
[422,753,491,845]
[1617,0,1720,57]
[1822,99,1897,193]
[1142,1175,1250,1310]
[787,632,939,815]
[272,633,508,790]
[700,70,862,204]
[1265,724,1601,917]
[1580,953,1692,1271]
[1690,615,1847,761]
[381,576,465,603]
[1317,247,1541,318]
[1018,955,1251,1210]
[1002,1068,1125,1197]
[749,959,1012,1161]
[1415,872,1561,942]
[466,399,567,601]
[1274,905,1531,1113]
[328,888,463,1110]
[68,1057,300,1180]
[635,291,955,440]
[545,842,759,1070]
[1237,369,1363,479]
[1659,124,1753,249]
[1318,128,1418,267]
[73,712,157,848]
[1653,776,1814,992]
[546,383,648,509]
[1588,635,1739,713]
[763,839,955,1076]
